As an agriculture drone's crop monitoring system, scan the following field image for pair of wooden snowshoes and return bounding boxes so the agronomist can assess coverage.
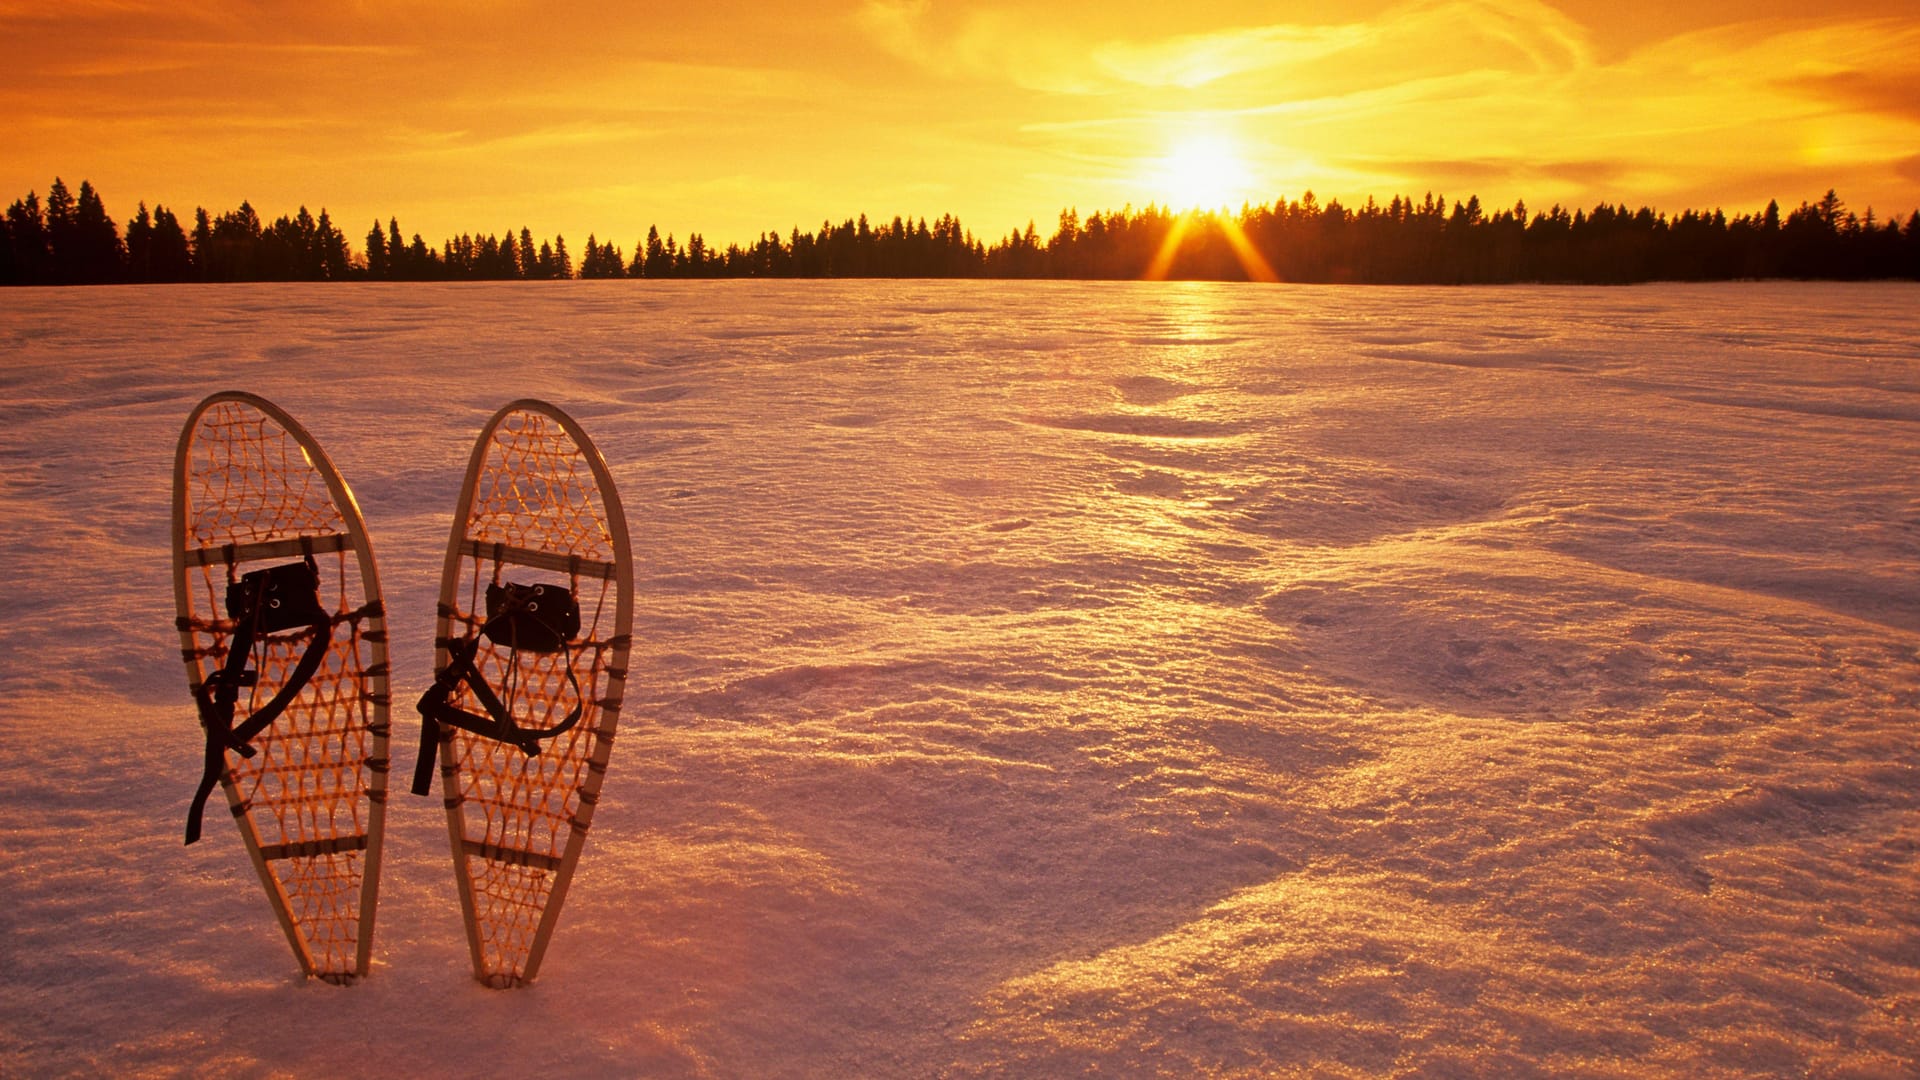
[173,393,633,987]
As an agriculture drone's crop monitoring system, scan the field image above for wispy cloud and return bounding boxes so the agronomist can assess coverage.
[853,1,1918,213]
[1780,66,1920,125]
[1091,24,1367,91]
[854,0,1598,96]
[388,120,667,158]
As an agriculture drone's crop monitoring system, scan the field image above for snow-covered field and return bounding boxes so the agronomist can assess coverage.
[2,280,1917,1077]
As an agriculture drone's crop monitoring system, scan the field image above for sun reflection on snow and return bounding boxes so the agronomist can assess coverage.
[1159,282,1221,342]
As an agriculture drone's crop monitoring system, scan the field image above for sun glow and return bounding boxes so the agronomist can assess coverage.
[1156,133,1256,212]
[1142,129,1278,283]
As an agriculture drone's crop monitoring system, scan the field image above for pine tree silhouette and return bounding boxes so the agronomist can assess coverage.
[127,203,156,282]
[365,220,388,279]
[4,177,1918,285]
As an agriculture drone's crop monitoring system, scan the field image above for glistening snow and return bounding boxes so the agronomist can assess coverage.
[1,280,1917,1077]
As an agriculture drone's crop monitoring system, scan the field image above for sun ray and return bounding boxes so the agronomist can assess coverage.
[1143,213,1192,280]
[1142,211,1279,283]
[1218,215,1279,283]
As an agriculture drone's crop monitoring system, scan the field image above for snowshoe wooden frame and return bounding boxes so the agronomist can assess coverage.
[172,391,390,983]
[427,399,633,987]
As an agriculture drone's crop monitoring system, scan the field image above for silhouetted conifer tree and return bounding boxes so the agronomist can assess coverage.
[44,178,79,284]
[127,203,161,282]
[190,209,213,281]
[643,226,667,277]
[126,203,154,282]
[3,192,51,284]
[388,219,405,276]
[150,205,192,281]
[365,220,388,279]
[72,181,124,282]
[407,233,432,278]
[316,210,348,279]
[499,231,520,279]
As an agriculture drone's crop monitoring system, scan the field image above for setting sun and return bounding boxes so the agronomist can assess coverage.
[1155,133,1257,212]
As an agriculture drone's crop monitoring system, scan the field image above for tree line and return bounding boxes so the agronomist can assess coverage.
[3,176,1916,286]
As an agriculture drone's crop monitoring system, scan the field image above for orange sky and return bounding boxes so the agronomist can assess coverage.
[5,1,1918,251]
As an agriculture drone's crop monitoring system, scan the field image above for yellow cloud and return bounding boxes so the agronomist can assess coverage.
[1092,24,1366,91]
[985,3,1920,215]
[855,0,1597,98]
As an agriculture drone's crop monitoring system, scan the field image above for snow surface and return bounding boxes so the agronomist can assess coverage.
[2,280,1918,1077]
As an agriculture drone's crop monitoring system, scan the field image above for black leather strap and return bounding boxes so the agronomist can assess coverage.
[185,564,332,846]
[411,629,582,797]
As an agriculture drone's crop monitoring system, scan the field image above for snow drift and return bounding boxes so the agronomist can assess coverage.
[1,279,1916,1077]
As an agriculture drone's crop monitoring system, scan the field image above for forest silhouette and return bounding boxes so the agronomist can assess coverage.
[3,177,1916,286]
